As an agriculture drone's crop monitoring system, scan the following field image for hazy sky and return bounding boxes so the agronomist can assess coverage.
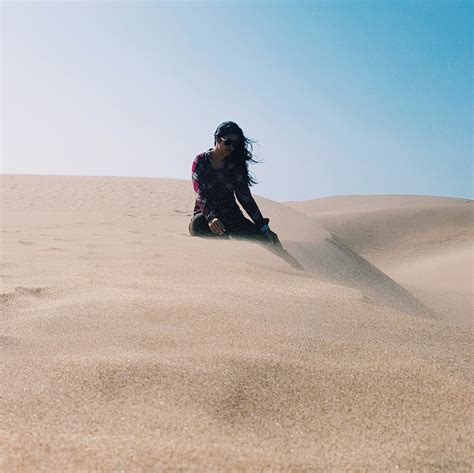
[2,0,472,201]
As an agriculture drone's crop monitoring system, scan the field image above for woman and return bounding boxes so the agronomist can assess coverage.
[189,121,281,245]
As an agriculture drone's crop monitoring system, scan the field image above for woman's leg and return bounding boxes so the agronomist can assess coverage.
[189,213,214,236]
[189,213,230,239]
[224,214,268,242]
[189,212,266,242]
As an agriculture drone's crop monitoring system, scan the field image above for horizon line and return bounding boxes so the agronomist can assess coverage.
[2,172,472,203]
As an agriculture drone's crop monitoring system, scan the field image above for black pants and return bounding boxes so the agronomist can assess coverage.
[189,212,267,242]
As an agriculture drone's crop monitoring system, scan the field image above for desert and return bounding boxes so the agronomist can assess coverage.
[1,174,472,471]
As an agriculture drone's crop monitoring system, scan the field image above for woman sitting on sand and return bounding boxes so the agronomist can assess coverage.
[189,121,281,245]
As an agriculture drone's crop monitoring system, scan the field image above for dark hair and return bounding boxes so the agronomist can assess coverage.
[213,121,261,187]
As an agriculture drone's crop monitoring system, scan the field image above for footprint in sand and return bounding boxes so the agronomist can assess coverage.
[0,334,21,348]
[15,286,45,296]
[1,286,47,306]
[173,210,192,217]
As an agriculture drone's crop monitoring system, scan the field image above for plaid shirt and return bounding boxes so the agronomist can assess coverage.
[192,149,269,229]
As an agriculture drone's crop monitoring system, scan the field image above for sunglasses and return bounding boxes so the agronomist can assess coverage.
[219,137,238,147]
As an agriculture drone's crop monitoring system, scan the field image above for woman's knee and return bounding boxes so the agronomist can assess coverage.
[189,213,212,236]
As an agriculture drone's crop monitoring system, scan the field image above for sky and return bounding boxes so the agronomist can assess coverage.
[2,0,472,202]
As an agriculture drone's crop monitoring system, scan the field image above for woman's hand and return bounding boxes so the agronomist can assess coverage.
[263,229,282,246]
[208,217,226,235]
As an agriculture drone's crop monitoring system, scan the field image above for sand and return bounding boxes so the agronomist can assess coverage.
[1,175,472,471]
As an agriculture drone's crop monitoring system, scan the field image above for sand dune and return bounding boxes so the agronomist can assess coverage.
[285,195,473,328]
[284,195,472,259]
[1,175,472,471]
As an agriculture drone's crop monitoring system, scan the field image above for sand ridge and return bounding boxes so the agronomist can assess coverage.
[285,195,473,328]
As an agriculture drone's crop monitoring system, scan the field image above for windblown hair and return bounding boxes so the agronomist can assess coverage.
[213,121,261,187]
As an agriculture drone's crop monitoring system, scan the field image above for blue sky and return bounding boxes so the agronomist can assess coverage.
[2,0,472,201]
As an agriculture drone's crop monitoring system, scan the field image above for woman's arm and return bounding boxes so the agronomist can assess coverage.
[234,175,269,231]
[234,174,282,245]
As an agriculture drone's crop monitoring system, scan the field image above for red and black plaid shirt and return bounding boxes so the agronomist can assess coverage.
[192,149,269,229]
